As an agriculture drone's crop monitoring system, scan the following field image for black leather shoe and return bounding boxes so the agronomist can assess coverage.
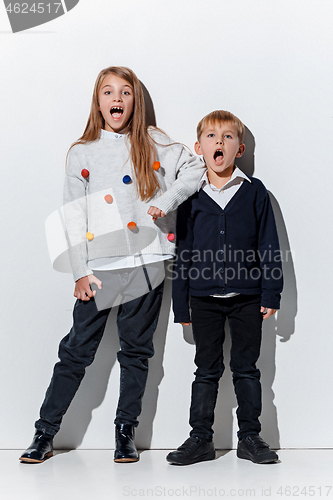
[114,424,139,463]
[19,430,54,463]
[166,436,215,465]
[237,435,279,464]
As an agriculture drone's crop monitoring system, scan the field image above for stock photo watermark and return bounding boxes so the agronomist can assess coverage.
[3,0,79,32]
[166,246,288,283]
[122,484,333,497]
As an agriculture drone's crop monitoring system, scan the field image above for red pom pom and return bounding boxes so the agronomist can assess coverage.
[81,169,89,179]
[167,233,175,242]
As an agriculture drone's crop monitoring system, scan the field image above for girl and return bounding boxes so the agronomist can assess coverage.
[20,66,204,463]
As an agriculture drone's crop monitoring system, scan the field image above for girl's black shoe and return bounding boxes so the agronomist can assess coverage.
[114,424,139,463]
[19,430,54,463]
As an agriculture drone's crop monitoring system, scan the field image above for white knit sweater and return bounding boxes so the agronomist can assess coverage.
[63,128,204,281]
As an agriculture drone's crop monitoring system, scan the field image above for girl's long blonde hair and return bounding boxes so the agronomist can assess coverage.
[69,66,160,202]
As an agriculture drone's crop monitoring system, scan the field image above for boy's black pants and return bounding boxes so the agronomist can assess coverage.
[189,294,263,441]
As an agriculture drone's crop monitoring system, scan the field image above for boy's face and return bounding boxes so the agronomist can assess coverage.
[195,121,245,179]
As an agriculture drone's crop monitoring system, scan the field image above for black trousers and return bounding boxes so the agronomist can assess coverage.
[189,294,263,441]
[35,281,164,436]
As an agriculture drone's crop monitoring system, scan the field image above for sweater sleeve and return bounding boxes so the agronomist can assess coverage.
[172,200,194,323]
[257,191,283,309]
[63,149,93,282]
[153,145,205,215]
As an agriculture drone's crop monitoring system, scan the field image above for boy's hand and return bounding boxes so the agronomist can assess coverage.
[261,306,277,319]
[74,275,102,301]
[180,322,191,326]
[147,206,166,221]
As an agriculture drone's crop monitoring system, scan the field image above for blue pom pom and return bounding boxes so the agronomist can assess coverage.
[123,175,132,184]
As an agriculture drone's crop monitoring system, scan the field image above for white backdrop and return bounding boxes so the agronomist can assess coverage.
[1,0,332,450]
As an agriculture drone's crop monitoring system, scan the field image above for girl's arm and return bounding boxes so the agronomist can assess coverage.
[147,206,165,221]
[74,274,102,301]
[63,148,94,283]
[148,141,205,218]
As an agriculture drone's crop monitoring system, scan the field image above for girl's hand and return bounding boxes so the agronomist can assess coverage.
[180,322,191,326]
[260,306,277,319]
[147,206,166,221]
[74,275,102,301]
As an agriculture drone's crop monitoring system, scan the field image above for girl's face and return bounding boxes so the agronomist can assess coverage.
[98,74,134,133]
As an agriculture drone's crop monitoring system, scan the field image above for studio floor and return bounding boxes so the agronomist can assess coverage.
[1,449,332,499]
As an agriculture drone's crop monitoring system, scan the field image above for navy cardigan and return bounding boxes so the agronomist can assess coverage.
[172,177,283,323]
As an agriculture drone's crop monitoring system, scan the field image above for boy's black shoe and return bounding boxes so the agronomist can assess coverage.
[166,436,215,465]
[237,435,279,464]
[114,424,139,463]
[19,430,54,463]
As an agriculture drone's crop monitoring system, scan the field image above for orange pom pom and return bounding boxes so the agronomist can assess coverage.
[104,194,113,204]
[153,161,160,171]
[127,221,137,230]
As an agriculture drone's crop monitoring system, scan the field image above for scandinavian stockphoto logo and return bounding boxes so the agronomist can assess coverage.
[3,0,79,33]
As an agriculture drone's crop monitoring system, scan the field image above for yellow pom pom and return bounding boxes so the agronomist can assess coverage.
[86,232,94,241]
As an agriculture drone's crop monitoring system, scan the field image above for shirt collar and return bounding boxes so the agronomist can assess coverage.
[198,166,251,191]
[100,129,125,139]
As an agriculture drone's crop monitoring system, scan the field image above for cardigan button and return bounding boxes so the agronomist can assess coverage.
[220,230,225,234]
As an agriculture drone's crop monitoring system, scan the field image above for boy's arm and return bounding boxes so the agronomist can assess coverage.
[257,191,283,310]
[172,201,194,323]
[261,306,278,319]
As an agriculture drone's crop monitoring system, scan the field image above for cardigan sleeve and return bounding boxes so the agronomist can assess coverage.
[172,199,195,323]
[257,191,283,309]
[63,149,93,282]
[152,145,205,215]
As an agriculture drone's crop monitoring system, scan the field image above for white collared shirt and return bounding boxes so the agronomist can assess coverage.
[198,166,251,298]
[198,166,251,210]
[100,129,125,140]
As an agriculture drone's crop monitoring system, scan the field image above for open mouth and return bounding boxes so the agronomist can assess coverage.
[110,107,124,119]
[213,149,224,165]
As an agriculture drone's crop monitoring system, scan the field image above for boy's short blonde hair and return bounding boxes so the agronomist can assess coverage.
[197,110,245,143]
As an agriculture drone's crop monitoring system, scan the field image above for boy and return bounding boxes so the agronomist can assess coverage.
[167,110,283,465]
